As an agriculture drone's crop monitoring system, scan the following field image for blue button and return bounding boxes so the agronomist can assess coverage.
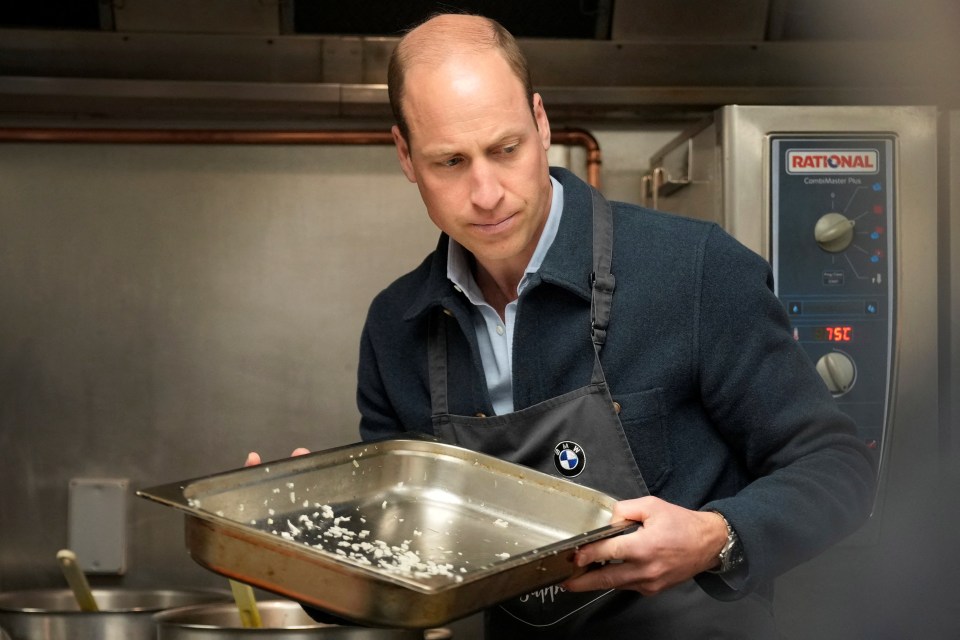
[865,301,878,314]
[788,301,802,315]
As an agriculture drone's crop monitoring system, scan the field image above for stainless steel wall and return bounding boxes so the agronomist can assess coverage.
[0,141,437,590]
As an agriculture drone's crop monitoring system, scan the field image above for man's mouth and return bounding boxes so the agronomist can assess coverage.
[473,212,517,234]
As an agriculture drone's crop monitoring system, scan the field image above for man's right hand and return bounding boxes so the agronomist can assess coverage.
[244,448,311,467]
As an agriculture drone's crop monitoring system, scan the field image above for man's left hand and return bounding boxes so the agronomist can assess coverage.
[562,495,728,596]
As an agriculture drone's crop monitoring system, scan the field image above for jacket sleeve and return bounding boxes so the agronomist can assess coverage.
[693,225,877,600]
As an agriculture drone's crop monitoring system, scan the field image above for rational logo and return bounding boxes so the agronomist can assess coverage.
[786,149,879,174]
[554,441,585,478]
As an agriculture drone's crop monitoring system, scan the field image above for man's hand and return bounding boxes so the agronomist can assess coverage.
[562,496,728,596]
[244,448,311,467]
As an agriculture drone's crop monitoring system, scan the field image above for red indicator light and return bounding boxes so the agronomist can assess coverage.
[812,326,854,342]
[873,204,884,214]
[827,326,853,342]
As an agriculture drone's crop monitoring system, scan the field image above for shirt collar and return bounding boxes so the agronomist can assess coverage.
[446,176,564,305]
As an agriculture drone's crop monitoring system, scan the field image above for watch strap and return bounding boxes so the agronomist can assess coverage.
[709,510,744,574]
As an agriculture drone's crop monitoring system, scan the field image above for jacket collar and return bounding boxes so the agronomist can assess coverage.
[403,166,595,321]
[536,166,594,301]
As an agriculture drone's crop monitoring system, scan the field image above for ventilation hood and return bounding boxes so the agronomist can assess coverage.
[0,0,957,123]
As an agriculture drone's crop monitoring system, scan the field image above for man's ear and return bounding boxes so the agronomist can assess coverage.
[392,125,417,183]
[532,93,551,151]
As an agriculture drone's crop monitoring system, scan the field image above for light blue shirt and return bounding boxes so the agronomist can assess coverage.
[447,176,564,415]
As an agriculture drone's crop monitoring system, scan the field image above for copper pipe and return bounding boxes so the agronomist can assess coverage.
[0,127,603,188]
[552,128,602,190]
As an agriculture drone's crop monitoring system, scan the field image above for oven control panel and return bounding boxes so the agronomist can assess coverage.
[770,136,895,461]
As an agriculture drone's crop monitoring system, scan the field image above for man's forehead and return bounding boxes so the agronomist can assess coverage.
[403,89,533,152]
[404,48,505,80]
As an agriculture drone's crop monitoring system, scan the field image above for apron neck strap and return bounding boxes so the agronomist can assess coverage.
[427,311,450,417]
[590,187,616,352]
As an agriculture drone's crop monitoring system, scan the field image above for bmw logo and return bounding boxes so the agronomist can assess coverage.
[554,441,585,478]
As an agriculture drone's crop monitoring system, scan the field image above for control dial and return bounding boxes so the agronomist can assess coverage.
[816,351,856,395]
[814,212,856,252]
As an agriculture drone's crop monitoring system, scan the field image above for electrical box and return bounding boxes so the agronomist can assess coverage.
[68,478,129,575]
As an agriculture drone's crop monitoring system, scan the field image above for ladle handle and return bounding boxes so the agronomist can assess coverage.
[229,579,263,628]
[56,549,99,612]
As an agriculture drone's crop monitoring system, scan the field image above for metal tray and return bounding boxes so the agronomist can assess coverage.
[138,437,637,629]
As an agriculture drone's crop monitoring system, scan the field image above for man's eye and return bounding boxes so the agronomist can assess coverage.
[443,157,463,168]
[502,144,518,155]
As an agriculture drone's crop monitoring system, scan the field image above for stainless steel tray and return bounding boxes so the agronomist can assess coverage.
[138,437,637,629]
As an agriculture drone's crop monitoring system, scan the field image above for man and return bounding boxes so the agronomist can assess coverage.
[354,12,875,638]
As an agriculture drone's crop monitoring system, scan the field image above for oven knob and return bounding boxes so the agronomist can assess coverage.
[816,351,856,395]
[814,212,856,252]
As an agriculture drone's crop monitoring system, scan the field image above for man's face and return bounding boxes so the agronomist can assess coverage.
[392,50,553,273]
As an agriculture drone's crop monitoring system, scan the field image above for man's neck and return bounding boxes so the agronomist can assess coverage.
[473,259,525,321]
[463,175,556,320]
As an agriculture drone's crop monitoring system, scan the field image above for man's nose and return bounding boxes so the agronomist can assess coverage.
[469,160,505,211]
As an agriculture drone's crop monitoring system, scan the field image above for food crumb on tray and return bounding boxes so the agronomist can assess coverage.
[245,498,523,583]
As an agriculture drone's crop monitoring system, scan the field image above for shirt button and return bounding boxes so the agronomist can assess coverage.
[496,325,505,336]
[612,401,622,414]
[475,412,486,418]
[442,308,454,317]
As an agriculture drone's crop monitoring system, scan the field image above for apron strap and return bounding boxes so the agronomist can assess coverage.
[589,188,616,384]
[590,187,615,351]
[427,311,450,418]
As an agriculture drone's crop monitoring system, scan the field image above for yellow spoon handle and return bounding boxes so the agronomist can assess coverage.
[229,579,263,628]
[56,549,99,612]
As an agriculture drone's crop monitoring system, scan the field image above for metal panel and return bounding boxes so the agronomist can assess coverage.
[1,26,957,122]
[944,112,960,470]
[111,0,282,35]
[611,0,770,41]
[646,119,722,224]
[0,140,440,593]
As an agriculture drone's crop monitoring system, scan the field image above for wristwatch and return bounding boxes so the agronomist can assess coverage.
[711,511,745,574]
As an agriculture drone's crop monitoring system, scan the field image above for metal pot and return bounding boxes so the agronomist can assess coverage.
[0,588,231,640]
[154,600,449,639]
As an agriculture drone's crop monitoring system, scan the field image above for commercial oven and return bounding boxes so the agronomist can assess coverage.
[646,106,954,638]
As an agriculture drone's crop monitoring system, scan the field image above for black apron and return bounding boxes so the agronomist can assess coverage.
[428,188,777,639]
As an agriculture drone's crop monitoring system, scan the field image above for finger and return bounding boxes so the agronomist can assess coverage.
[563,560,639,593]
[291,448,311,457]
[612,495,660,522]
[245,451,262,467]
[573,531,633,567]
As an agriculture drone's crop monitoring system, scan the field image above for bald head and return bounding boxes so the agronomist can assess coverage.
[387,14,534,142]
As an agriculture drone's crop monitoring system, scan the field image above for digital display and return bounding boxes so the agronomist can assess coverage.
[812,326,853,342]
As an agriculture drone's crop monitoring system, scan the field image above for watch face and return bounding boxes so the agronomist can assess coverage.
[721,537,744,572]
[716,518,743,573]
[710,511,744,573]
